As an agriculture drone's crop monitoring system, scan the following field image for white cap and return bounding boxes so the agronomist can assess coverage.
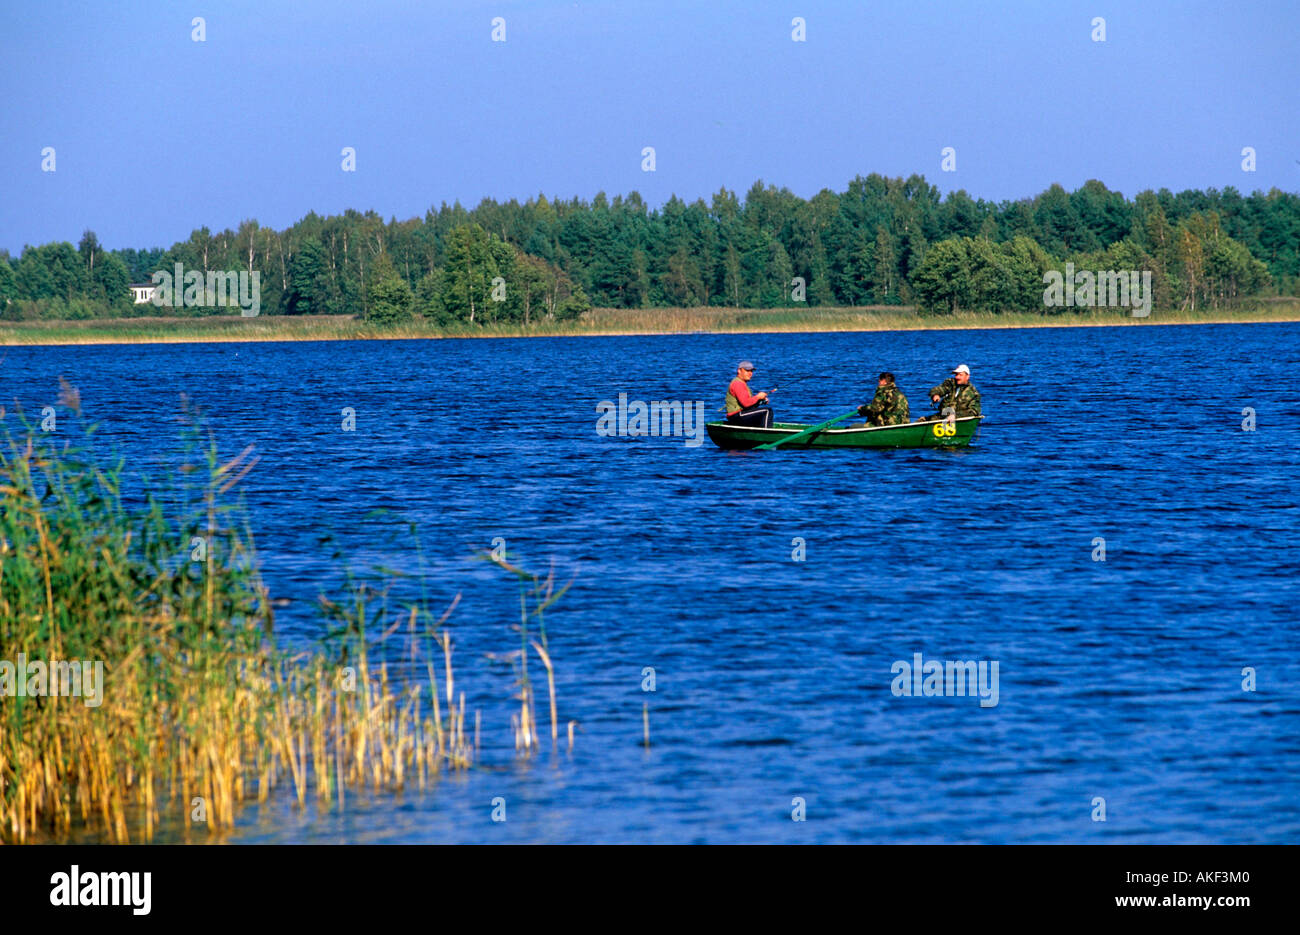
[953,364,970,375]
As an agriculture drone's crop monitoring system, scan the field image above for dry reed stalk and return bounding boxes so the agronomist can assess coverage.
[530,639,558,743]
[0,414,576,843]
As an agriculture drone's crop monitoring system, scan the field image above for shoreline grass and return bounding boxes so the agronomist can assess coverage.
[2,301,1298,346]
[0,397,567,843]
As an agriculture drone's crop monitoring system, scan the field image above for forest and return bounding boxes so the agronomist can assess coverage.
[1,175,1295,324]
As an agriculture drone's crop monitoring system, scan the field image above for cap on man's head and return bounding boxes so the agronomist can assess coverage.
[738,360,755,371]
[953,364,971,375]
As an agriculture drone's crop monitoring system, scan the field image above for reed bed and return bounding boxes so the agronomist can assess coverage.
[3,300,1297,346]
[0,396,565,843]
[579,301,1300,333]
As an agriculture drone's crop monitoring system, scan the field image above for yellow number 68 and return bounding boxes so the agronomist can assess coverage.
[932,422,956,437]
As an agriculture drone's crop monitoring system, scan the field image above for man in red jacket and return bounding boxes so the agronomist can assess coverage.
[724,360,773,427]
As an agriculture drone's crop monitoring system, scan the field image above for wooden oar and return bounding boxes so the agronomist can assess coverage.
[755,409,861,450]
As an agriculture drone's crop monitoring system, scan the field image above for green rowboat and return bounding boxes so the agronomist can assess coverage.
[705,416,982,451]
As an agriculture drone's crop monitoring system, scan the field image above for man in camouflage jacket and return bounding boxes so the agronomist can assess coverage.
[858,372,910,426]
[921,363,981,421]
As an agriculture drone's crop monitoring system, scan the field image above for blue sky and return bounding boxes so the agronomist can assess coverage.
[1,0,1296,254]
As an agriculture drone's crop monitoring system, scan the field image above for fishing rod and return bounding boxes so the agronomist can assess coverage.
[715,372,825,412]
[765,372,824,397]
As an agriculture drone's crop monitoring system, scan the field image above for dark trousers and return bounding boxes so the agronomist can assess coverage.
[727,405,774,428]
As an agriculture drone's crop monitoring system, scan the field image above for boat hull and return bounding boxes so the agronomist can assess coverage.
[705,416,981,450]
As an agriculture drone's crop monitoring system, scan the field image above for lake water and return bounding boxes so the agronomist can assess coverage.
[4,322,1299,843]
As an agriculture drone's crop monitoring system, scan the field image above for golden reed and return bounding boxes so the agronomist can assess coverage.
[0,394,569,843]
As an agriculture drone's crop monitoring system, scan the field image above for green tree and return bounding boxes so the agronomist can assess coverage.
[839,227,873,304]
[1000,236,1056,312]
[15,250,57,300]
[1205,236,1269,304]
[364,252,414,325]
[660,246,704,307]
[511,252,554,325]
[1033,183,1087,255]
[553,282,590,320]
[92,252,132,313]
[966,237,1007,312]
[872,226,897,303]
[910,238,972,314]
[763,240,793,307]
[721,245,743,307]
[414,271,455,325]
[285,238,339,315]
[899,226,928,299]
[78,230,102,276]
[805,234,834,305]
[17,243,86,300]
[941,190,982,239]
[1176,226,1205,311]
[627,248,651,308]
[1070,180,1129,247]
[440,224,513,324]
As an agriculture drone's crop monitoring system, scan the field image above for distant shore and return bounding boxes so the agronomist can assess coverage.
[3,302,1298,346]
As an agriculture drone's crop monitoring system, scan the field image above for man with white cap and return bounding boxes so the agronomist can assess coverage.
[920,364,981,421]
[724,360,774,427]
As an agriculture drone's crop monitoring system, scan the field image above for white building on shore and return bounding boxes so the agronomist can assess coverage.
[129,282,158,304]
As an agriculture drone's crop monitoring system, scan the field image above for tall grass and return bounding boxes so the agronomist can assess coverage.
[4,300,1297,346]
[0,395,566,842]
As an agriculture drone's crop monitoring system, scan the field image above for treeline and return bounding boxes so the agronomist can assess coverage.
[2,176,1297,322]
[910,210,1272,314]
